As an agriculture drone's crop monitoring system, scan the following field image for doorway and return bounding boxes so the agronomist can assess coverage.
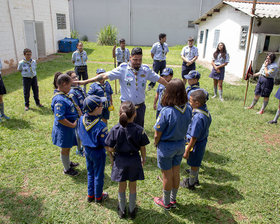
[203,29,209,58]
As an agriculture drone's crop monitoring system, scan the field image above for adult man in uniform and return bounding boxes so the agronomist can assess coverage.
[77,48,168,127]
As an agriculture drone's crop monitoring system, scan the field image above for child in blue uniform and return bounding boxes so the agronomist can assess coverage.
[68,70,87,156]
[153,67,173,118]
[0,59,10,122]
[181,90,212,190]
[78,95,109,203]
[105,101,149,219]
[51,74,80,176]
[88,69,113,124]
[154,79,192,210]
[268,87,280,124]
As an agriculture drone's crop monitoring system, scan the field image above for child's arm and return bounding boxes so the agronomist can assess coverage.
[105,146,114,166]
[58,119,77,128]
[183,137,197,159]
[153,92,159,110]
[110,95,113,105]
[140,146,146,166]
[154,130,162,147]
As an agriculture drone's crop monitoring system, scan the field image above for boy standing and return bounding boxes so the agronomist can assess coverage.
[114,39,130,66]
[181,90,212,190]
[17,49,43,111]
[0,59,10,121]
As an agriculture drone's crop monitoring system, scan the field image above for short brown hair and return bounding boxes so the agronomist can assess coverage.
[190,89,207,105]
[23,48,32,55]
[161,79,188,107]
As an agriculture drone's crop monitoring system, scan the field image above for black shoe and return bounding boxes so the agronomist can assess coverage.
[70,161,79,168]
[87,196,95,203]
[36,103,44,107]
[118,206,127,219]
[185,169,190,174]
[129,206,138,219]
[64,167,79,176]
[95,192,109,203]
[195,179,200,186]
[268,120,277,124]
[180,178,195,190]
[25,106,29,111]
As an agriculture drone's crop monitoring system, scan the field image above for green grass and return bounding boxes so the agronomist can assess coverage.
[1,43,280,223]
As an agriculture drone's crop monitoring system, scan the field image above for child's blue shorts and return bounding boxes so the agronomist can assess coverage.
[187,142,206,167]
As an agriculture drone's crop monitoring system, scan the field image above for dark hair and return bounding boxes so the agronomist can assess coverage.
[23,48,32,55]
[119,101,136,127]
[77,42,83,47]
[159,33,166,40]
[190,90,207,105]
[213,42,227,59]
[119,38,125,44]
[53,72,63,89]
[66,70,75,77]
[131,48,142,56]
[57,74,71,86]
[161,79,188,107]
[267,53,276,63]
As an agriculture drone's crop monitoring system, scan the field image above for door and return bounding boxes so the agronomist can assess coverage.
[35,22,46,58]
[24,21,38,59]
[203,29,209,58]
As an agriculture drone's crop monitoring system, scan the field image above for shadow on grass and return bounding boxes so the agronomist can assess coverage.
[200,165,240,183]
[29,106,53,115]
[0,118,31,130]
[0,187,44,223]
[173,203,237,224]
[204,150,232,165]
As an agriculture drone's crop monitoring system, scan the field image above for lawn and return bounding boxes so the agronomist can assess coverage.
[0,42,280,224]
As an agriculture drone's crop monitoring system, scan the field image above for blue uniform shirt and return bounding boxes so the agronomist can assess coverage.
[17,58,37,78]
[69,86,87,112]
[151,42,169,61]
[72,50,88,66]
[212,53,230,66]
[154,104,192,142]
[78,114,108,149]
[186,82,209,101]
[181,46,199,61]
[88,81,113,107]
[156,84,165,112]
[107,63,160,104]
[259,62,279,79]
[115,48,130,63]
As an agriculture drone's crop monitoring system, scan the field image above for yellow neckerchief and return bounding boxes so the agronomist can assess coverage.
[193,108,210,117]
[53,91,80,117]
[23,59,34,75]
[174,104,188,114]
[73,86,86,99]
[186,84,200,95]
[83,115,100,131]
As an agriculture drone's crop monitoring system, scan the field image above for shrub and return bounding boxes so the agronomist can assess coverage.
[97,25,118,46]
[71,30,79,39]
[81,35,88,42]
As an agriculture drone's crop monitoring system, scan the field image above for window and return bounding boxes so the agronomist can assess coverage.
[239,26,248,49]
[199,31,204,44]
[188,21,195,28]
[56,13,66,30]
[213,29,220,48]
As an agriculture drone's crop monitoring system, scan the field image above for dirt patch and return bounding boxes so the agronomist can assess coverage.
[18,176,32,197]
[263,132,280,151]
[235,211,249,222]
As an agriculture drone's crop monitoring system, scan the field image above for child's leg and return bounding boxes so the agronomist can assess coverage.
[161,169,173,206]
[249,95,260,108]
[31,76,40,105]
[171,165,180,202]
[270,101,280,123]
[189,166,199,185]
[85,151,95,198]
[0,95,8,119]
[218,80,223,100]
[60,148,71,171]
[92,149,106,200]
[118,181,127,212]
[260,97,269,112]
[213,79,218,97]
[23,77,31,107]
[128,181,137,212]
[75,127,83,155]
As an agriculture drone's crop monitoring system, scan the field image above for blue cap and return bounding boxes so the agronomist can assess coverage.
[96,68,106,74]
[161,68,173,76]
[83,95,106,112]
[184,70,201,80]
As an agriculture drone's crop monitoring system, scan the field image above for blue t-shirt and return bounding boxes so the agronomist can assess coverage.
[186,82,209,101]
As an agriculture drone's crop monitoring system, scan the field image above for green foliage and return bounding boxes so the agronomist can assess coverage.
[97,25,118,46]
[71,30,79,39]
[81,35,88,42]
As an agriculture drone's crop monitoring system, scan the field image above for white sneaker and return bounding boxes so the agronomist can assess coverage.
[212,95,217,98]
[220,98,224,102]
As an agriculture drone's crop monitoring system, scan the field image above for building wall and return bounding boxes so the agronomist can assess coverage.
[69,0,220,46]
[197,5,250,78]
[0,0,70,70]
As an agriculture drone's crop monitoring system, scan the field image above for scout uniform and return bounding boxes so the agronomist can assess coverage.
[154,104,192,171]
[78,95,108,202]
[51,91,79,148]
[115,47,130,66]
[0,59,9,121]
[181,45,199,78]
[107,63,160,127]
[88,69,113,120]
[17,58,41,108]
[72,50,88,80]
[209,53,230,80]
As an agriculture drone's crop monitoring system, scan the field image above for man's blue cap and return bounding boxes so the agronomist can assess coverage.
[161,67,173,76]
[96,69,106,74]
[83,95,106,112]
[184,70,201,80]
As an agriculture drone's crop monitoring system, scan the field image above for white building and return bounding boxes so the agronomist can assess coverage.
[194,0,280,79]
[0,0,70,70]
[68,0,221,46]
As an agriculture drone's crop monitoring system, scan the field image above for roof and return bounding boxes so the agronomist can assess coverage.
[194,0,280,24]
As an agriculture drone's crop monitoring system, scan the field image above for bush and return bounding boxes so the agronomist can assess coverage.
[71,30,79,39]
[81,35,88,42]
[97,25,118,46]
